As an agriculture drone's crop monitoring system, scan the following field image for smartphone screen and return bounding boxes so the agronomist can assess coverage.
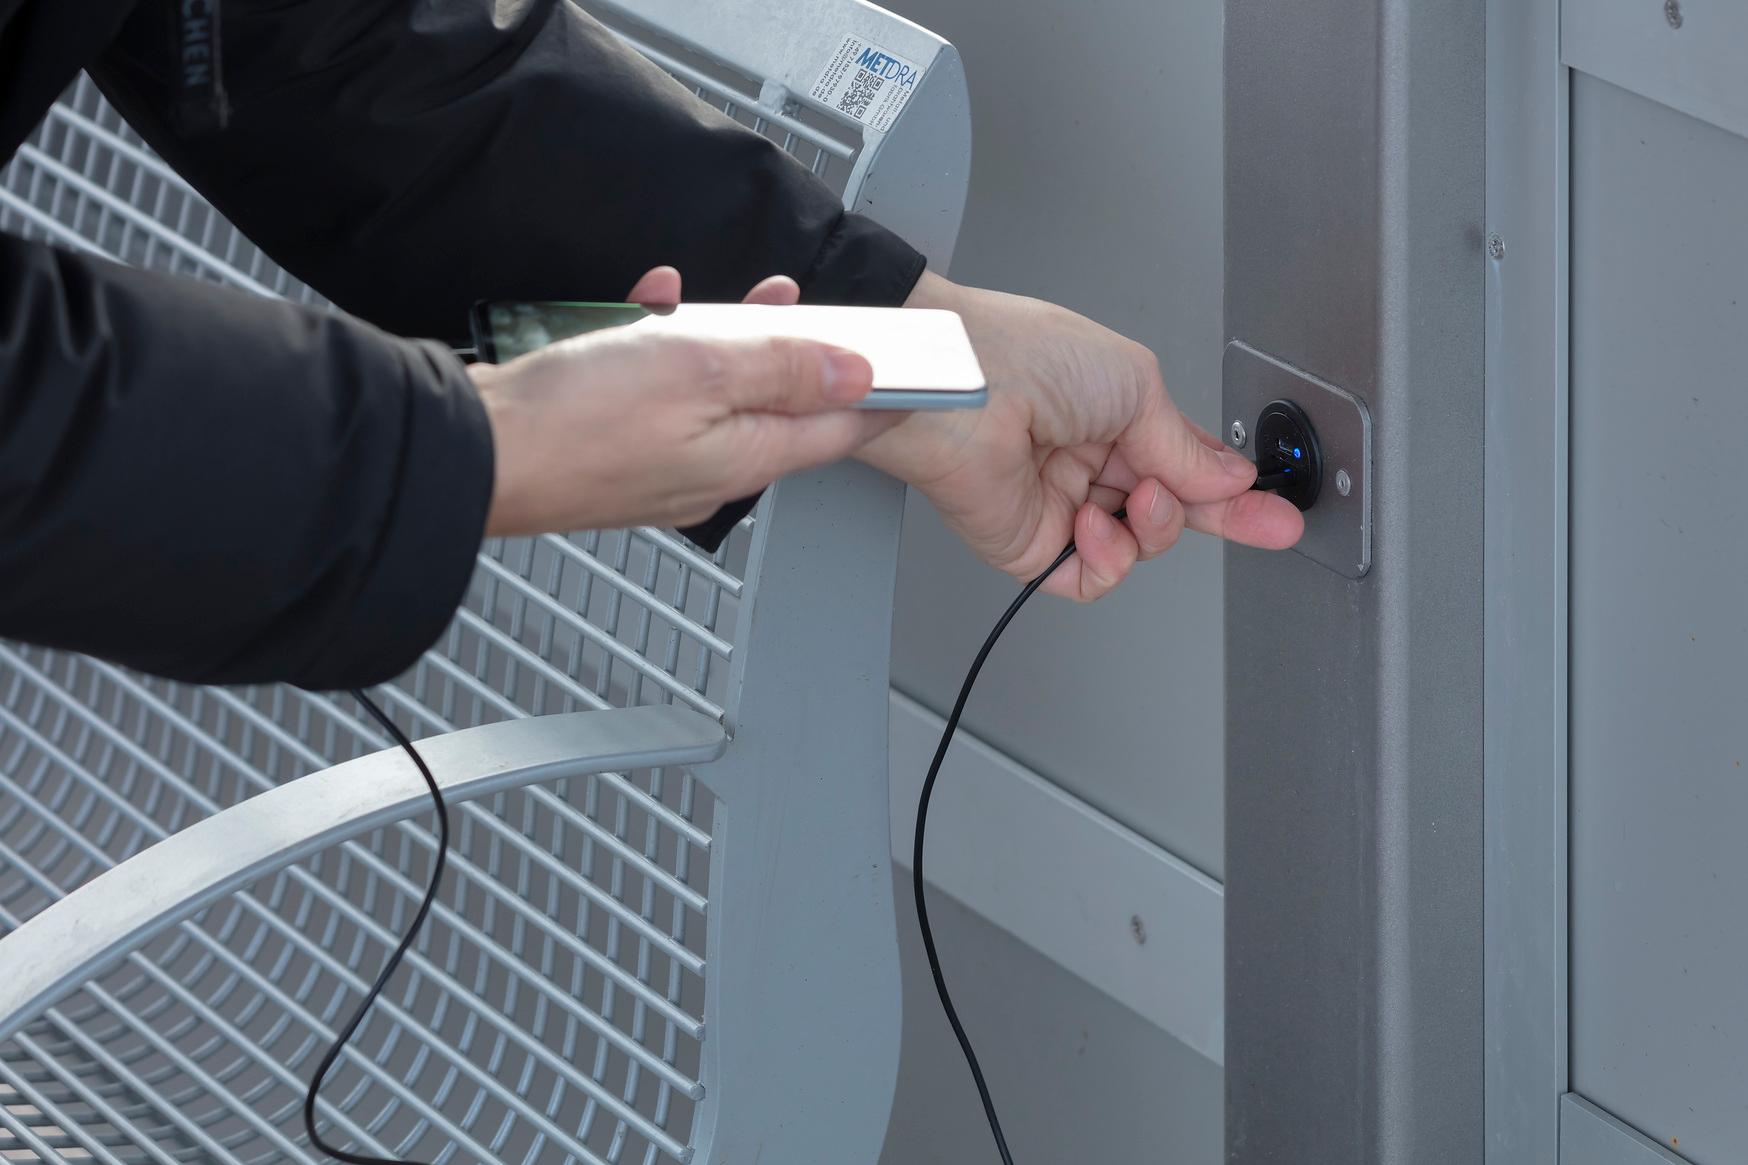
[470,300,987,410]
[472,301,649,363]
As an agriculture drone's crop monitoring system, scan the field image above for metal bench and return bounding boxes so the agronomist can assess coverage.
[0,3,969,1160]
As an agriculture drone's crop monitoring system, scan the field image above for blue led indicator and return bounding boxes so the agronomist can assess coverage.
[1293,446,1303,459]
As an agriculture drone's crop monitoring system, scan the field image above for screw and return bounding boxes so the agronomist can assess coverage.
[1335,469,1353,497]
[1130,915,1147,945]
[1665,0,1682,28]
[1230,420,1248,448]
[1487,233,1506,261]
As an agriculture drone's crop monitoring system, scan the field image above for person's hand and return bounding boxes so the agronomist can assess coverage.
[473,268,900,535]
[855,271,1305,599]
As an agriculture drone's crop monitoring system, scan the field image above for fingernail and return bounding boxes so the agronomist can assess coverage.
[1086,507,1115,542]
[1220,450,1257,479]
[824,350,869,401]
[1148,483,1172,524]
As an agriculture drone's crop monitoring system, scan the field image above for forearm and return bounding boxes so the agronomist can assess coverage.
[0,233,493,689]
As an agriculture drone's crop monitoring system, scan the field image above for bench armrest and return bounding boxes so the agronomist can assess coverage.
[0,705,726,1042]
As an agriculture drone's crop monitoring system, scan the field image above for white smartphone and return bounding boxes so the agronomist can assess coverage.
[470,300,987,410]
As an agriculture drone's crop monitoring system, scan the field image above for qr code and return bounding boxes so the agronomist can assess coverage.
[837,68,884,119]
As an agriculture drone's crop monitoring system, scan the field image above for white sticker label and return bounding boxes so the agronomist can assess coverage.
[809,34,925,134]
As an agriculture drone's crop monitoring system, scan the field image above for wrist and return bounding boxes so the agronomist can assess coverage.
[855,271,986,488]
[902,267,962,311]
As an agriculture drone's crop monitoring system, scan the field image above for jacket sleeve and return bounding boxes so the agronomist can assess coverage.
[88,0,928,342]
[0,231,495,690]
[88,0,928,550]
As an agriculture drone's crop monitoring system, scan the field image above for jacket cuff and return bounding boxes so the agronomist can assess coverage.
[800,211,929,308]
[678,494,759,553]
[295,340,494,690]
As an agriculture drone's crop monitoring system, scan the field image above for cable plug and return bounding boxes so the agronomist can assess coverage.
[1244,399,1323,511]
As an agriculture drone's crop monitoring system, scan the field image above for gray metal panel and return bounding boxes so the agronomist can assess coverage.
[1225,3,1379,395]
[1483,0,1570,1158]
[1561,1095,1694,1165]
[888,690,1226,1065]
[1563,0,1748,144]
[1224,0,1486,1161]
[1567,72,1748,1165]
[870,9,1230,1157]
[881,0,1229,878]
[878,869,1223,1165]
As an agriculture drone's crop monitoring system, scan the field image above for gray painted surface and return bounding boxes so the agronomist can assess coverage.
[1563,0,1748,145]
[1561,1096,1694,1165]
[865,0,1230,1156]
[1483,0,1569,1158]
[1567,73,1748,1165]
[1224,0,1486,1162]
[878,869,1222,1165]
[889,691,1227,1066]
[882,0,1229,878]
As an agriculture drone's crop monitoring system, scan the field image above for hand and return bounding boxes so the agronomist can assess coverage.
[474,268,899,535]
[857,271,1305,599]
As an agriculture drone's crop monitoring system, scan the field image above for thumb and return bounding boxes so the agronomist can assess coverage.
[1118,391,1258,504]
[711,336,874,414]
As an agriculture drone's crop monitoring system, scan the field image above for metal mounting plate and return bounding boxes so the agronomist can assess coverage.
[1222,341,1372,578]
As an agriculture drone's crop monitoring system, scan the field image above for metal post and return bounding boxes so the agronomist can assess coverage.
[1223,1,1487,1161]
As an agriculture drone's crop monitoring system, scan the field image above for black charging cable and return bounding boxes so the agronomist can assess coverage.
[304,473,1279,1165]
[917,469,1286,1164]
[911,506,1126,1165]
[302,688,449,1165]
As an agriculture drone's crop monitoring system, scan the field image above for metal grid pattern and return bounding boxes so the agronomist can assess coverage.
[0,76,326,304]
[0,18,878,1161]
[0,645,714,1164]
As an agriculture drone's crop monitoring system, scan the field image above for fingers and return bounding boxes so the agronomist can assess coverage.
[698,336,874,414]
[1038,480,1295,604]
[1181,411,1228,452]
[626,266,682,305]
[1126,478,1186,560]
[626,267,802,306]
[742,274,802,305]
[1029,478,1184,601]
[1072,503,1139,599]
[624,272,856,416]
[1182,488,1305,549]
[1118,376,1260,506]
[625,267,801,306]
[1085,483,1129,514]
[1038,501,1139,601]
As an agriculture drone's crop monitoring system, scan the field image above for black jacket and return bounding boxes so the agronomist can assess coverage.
[0,0,925,689]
